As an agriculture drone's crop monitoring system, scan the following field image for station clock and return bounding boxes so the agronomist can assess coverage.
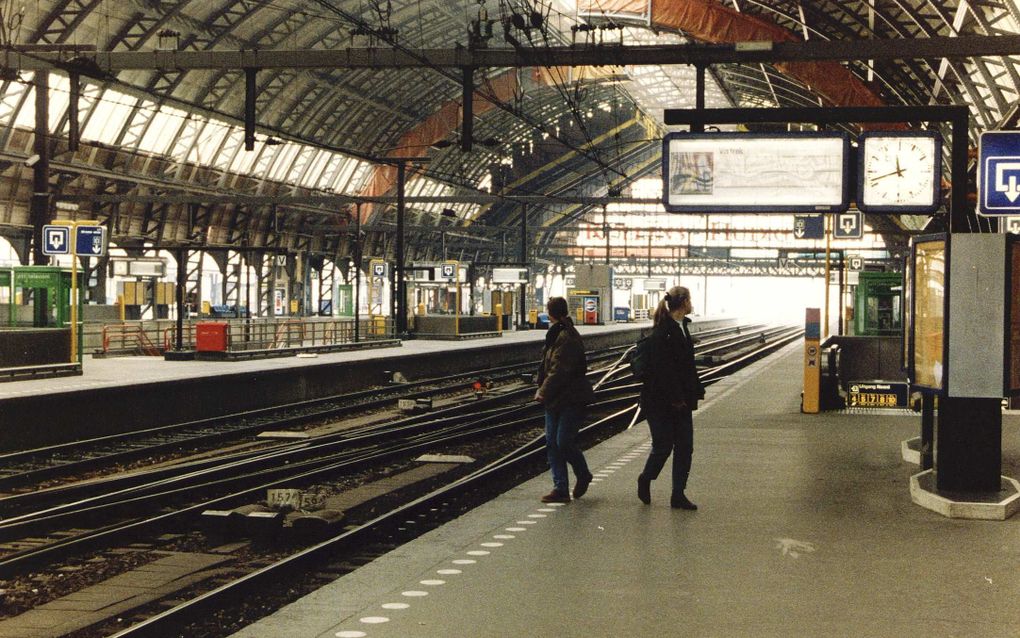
[857,131,941,214]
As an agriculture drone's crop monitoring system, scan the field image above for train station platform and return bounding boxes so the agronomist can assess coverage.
[232,344,1020,638]
[2,319,707,450]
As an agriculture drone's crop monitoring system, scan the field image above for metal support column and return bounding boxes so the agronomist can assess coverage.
[396,161,407,335]
[519,203,527,329]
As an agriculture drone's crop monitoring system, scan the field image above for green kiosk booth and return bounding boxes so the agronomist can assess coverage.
[0,265,84,371]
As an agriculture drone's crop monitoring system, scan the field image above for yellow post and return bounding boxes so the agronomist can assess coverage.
[802,308,821,413]
[494,303,503,333]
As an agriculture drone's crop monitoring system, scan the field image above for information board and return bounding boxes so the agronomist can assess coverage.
[911,238,946,390]
[662,132,850,213]
[847,381,909,408]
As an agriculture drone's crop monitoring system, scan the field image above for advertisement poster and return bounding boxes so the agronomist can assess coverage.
[1011,242,1020,392]
[913,240,945,390]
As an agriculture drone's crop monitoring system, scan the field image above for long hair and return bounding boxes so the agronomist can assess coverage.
[652,285,690,326]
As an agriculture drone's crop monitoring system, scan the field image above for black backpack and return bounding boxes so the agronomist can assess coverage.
[627,336,651,381]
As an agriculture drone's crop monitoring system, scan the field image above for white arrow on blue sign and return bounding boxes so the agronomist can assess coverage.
[979,131,1020,216]
[793,214,825,240]
[42,225,70,255]
[833,211,862,239]
[74,225,107,257]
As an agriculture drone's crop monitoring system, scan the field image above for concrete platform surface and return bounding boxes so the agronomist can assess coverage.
[0,321,650,401]
[231,344,1020,638]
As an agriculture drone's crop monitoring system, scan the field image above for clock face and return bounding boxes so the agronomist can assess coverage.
[859,133,941,212]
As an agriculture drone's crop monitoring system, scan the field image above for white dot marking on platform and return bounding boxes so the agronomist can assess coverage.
[359,616,389,624]
[546,502,567,507]
[516,520,537,525]
[402,590,429,597]
[437,569,462,575]
[493,534,515,539]
[537,508,556,512]
[590,478,603,482]
[452,559,476,564]
[382,602,410,610]
[481,542,503,547]
[467,550,490,556]
[336,631,367,638]
[528,513,547,518]
[506,527,526,532]
[420,579,446,586]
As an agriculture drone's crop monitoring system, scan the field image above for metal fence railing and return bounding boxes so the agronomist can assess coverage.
[91,316,395,356]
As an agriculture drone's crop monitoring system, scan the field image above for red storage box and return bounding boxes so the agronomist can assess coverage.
[195,322,229,352]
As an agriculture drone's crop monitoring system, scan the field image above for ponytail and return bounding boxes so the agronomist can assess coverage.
[652,285,691,326]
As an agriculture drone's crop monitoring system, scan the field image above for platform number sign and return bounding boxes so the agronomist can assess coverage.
[42,225,70,255]
[372,263,387,277]
[979,131,1020,216]
[1005,217,1020,234]
[848,255,864,271]
[441,264,455,280]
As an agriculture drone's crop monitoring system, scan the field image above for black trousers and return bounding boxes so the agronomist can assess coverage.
[639,403,694,494]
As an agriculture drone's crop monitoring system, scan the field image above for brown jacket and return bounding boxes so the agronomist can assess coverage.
[536,317,591,410]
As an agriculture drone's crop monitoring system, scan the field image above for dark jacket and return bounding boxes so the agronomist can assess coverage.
[536,316,591,410]
[640,316,704,411]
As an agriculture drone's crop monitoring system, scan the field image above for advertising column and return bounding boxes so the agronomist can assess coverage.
[802,308,821,413]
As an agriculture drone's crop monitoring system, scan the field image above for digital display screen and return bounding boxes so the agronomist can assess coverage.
[662,132,850,213]
[912,239,945,390]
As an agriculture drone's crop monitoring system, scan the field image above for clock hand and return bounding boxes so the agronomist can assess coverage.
[895,155,901,175]
[870,169,903,182]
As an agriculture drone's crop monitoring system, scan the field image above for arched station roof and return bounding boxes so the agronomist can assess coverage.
[0,0,1017,265]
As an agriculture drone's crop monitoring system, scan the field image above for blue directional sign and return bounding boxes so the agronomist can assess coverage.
[833,211,862,239]
[41,224,70,255]
[793,214,825,240]
[74,225,107,257]
[979,131,1020,216]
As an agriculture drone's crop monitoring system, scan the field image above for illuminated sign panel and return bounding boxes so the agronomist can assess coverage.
[662,132,851,213]
[911,238,945,391]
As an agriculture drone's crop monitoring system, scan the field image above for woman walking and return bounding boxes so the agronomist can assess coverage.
[534,297,594,503]
[637,285,704,510]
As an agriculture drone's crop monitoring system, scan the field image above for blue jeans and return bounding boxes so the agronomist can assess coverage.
[544,403,590,494]
[640,404,693,494]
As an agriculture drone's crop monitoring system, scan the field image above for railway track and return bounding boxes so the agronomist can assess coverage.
[0,323,800,637]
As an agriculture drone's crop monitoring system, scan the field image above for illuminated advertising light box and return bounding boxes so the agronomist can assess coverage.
[662,132,851,213]
[910,236,945,391]
[1007,238,1020,394]
[909,234,1017,396]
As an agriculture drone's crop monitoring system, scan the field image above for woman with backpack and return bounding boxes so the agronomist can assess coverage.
[534,296,595,503]
[636,285,705,510]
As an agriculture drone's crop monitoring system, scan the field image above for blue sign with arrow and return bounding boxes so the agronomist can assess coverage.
[793,214,825,240]
[74,225,107,257]
[42,225,70,255]
[833,212,862,239]
[979,131,1020,216]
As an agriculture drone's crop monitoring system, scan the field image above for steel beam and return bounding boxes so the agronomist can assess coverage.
[6,34,1020,72]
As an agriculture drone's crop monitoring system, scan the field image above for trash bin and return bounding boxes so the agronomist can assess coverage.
[196,322,229,352]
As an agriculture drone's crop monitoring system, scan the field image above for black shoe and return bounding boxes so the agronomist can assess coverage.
[541,490,570,503]
[637,476,651,504]
[671,494,698,510]
[573,472,593,499]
